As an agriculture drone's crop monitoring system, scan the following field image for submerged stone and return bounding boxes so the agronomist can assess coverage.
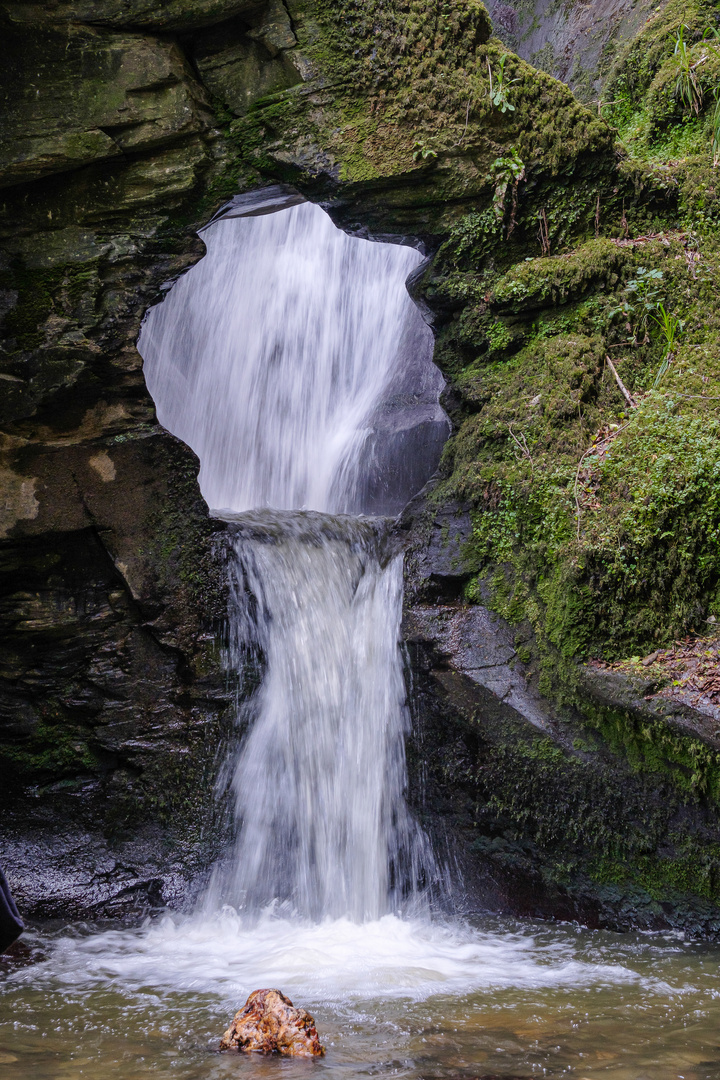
[219,989,325,1057]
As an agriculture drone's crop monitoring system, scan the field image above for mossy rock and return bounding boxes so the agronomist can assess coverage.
[646,41,720,136]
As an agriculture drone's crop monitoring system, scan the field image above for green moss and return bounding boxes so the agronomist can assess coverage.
[1,266,62,349]
[0,709,103,783]
[492,239,628,308]
[604,0,719,122]
[425,204,720,690]
[580,701,720,803]
[464,706,720,914]
[212,0,616,241]
[0,261,100,351]
[604,0,720,167]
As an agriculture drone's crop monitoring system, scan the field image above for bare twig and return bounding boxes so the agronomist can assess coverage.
[610,229,684,248]
[574,421,631,539]
[508,424,534,473]
[538,208,550,256]
[574,446,596,539]
[595,194,601,239]
[451,97,473,148]
[605,354,637,409]
[506,166,525,240]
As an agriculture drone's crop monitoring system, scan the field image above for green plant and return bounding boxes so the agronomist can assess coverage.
[487,53,519,114]
[444,207,500,262]
[609,267,664,343]
[412,139,438,162]
[652,303,684,386]
[671,24,704,116]
[487,319,513,353]
[488,148,526,221]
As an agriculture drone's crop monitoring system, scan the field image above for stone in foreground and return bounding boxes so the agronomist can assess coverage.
[219,988,325,1056]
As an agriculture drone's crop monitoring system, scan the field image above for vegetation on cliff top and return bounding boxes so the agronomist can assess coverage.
[226,0,613,222]
[408,0,720,697]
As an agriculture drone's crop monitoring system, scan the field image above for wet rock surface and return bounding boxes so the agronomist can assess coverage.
[484,0,669,100]
[220,989,325,1057]
[0,0,270,915]
[397,387,720,939]
[2,0,718,938]
[403,603,550,732]
[0,0,615,917]
[400,502,720,938]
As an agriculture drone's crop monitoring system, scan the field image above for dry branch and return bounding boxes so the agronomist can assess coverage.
[605,354,637,409]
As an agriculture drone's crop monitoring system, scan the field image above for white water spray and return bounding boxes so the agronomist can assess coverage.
[206,512,436,921]
[140,200,443,515]
[139,197,446,922]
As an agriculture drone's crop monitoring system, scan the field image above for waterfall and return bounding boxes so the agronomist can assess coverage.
[138,197,447,922]
[207,511,433,921]
[140,200,446,516]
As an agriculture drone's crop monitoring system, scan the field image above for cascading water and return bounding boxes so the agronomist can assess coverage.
[139,196,446,921]
[3,193,715,1080]
[206,512,433,922]
[141,199,447,516]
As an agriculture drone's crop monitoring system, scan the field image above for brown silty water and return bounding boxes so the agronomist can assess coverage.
[2,914,720,1079]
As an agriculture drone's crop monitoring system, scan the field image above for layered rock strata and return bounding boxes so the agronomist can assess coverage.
[3,0,720,935]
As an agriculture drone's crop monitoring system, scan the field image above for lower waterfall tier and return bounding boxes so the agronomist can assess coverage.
[205,509,443,922]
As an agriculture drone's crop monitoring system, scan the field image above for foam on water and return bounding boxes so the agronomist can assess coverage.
[12,913,653,1004]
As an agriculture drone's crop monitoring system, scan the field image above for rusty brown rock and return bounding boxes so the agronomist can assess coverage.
[219,988,325,1057]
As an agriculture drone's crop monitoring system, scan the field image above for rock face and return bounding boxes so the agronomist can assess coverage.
[385,0,720,938]
[0,0,304,915]
[403,590,720,939]
[484,0,672,101]
[3,0,720,938]
[0,0,619,918]
[219,989,325,1057]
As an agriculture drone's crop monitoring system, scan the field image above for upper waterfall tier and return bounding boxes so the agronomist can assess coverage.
[139,199,448,516]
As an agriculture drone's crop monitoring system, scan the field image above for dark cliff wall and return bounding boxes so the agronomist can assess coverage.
[484,0,668,101]
[0,0,264,914]
[3,0,720,934]
[0,0,618,916]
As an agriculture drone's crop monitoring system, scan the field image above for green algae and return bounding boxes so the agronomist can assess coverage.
[463,702,720,921]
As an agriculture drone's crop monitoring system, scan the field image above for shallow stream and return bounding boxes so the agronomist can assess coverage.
[2,913,720,1080]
